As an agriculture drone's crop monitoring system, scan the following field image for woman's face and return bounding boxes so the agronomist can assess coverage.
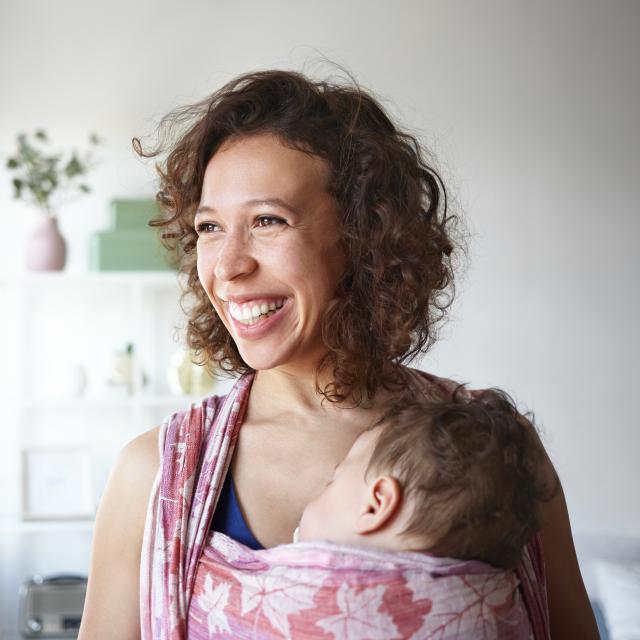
[195,133,345,372]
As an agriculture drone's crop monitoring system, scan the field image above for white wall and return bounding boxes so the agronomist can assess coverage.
[1,0,638,539]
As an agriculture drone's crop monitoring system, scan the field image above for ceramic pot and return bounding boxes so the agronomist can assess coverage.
[167,348,216,396]
[26,215,67,271]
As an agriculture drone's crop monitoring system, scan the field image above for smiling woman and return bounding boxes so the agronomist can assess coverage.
[194,133,346,373]
[135,69,454,404]
[78,69,598,640]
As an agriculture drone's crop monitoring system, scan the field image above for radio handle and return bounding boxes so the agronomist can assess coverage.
[36,573,87,584]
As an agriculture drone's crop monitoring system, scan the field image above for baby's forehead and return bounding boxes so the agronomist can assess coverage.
[349,425,384,456]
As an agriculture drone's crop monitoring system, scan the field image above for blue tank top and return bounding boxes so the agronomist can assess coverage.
[210,471,264,550]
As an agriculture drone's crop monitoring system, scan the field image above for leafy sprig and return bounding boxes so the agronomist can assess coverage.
[6,130,102,214]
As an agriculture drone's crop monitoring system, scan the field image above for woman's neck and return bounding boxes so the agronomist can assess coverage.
[247,365,395,428]
[250,366,333,416]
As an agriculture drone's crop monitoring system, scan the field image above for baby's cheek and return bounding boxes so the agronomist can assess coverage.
[297,495,325,540]
[296,506,311,540]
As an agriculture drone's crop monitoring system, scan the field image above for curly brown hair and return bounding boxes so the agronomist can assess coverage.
[367,388,560,568]
[134,69,459,405]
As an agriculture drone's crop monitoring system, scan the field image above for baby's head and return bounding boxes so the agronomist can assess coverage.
[297,387,559,568]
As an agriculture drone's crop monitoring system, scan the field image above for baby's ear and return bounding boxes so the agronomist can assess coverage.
[355,475,403,534]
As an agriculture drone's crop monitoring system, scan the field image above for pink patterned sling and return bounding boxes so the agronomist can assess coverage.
[140,371,550,639]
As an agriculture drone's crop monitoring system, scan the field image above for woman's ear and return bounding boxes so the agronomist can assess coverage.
[355,475,403,535]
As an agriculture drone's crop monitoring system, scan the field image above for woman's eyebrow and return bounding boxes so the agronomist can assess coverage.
[246,198,301,215]
[195,198,301,216]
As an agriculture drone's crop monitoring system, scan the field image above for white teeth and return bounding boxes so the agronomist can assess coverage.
[228,298,287,324]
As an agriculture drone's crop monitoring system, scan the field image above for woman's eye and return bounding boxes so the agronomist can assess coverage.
[196,216,284,234]
[256,215,285,228]
[196,222,219,234]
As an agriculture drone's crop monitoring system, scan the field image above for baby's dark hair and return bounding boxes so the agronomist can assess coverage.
[366,387,560,568]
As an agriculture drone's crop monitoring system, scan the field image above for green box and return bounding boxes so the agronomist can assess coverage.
[110,199,161,230]
[89,198,177,271]
[89,229,174,271]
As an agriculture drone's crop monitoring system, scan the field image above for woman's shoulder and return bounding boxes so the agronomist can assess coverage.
[80,424,162,638]
[98,426,161,548]
[107,426,162,508]
[147,388,237,466]
[121,425,161,474]
[116,399,215,476]
[160,393,228,445]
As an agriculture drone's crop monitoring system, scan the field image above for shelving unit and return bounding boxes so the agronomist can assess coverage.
[0,520,95,535]
[0,270,234,634]
[1,270,209,520]
[18,393,204,410]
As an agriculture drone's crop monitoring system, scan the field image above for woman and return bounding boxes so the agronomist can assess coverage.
[79,70,598,638]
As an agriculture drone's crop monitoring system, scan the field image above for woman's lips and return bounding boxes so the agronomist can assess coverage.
[228,298,291,340]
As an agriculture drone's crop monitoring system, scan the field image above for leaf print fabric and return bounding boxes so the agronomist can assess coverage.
[188,533,534,639]
[196,575,232,636]
[139,371,551,639]
[315,582,398,638]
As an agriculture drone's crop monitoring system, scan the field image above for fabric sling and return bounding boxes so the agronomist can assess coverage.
[140,371,550,639]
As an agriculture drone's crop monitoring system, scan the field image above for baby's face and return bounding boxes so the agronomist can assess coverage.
[296,427,381,545]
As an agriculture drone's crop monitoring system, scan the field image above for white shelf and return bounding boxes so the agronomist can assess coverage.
[1,270,183,288]
[19,396,141,410]
[18,394,205,410]
[138,394,205,408]
[0,519,95,534]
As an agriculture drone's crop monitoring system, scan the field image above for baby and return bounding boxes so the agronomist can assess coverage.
[294,386,559,569]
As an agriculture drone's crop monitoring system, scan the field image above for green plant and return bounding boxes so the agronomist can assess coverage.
[6,129,101,215]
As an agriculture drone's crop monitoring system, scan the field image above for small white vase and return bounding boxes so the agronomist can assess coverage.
[45,363,88,398]
[26,214,67,271]
[167,349,216,396]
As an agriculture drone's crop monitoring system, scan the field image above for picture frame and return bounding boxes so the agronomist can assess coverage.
[21,447,95,521]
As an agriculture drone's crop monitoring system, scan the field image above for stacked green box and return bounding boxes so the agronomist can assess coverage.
[90,199,176,271]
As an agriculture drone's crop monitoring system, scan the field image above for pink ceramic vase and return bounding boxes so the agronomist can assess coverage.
[26,215,67,271]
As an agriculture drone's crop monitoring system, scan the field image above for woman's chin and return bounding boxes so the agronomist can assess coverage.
[235,335,325,375]
[236,344,293,372]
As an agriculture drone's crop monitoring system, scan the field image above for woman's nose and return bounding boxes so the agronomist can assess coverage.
[213,233,257,282]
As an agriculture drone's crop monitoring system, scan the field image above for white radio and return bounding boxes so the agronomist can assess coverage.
[18,574,87,638]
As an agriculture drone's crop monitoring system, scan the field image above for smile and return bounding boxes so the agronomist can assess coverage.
[228,298,287,325]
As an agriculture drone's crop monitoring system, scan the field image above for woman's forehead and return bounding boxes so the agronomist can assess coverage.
[206,133,331,194]
[199,134,338,231]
